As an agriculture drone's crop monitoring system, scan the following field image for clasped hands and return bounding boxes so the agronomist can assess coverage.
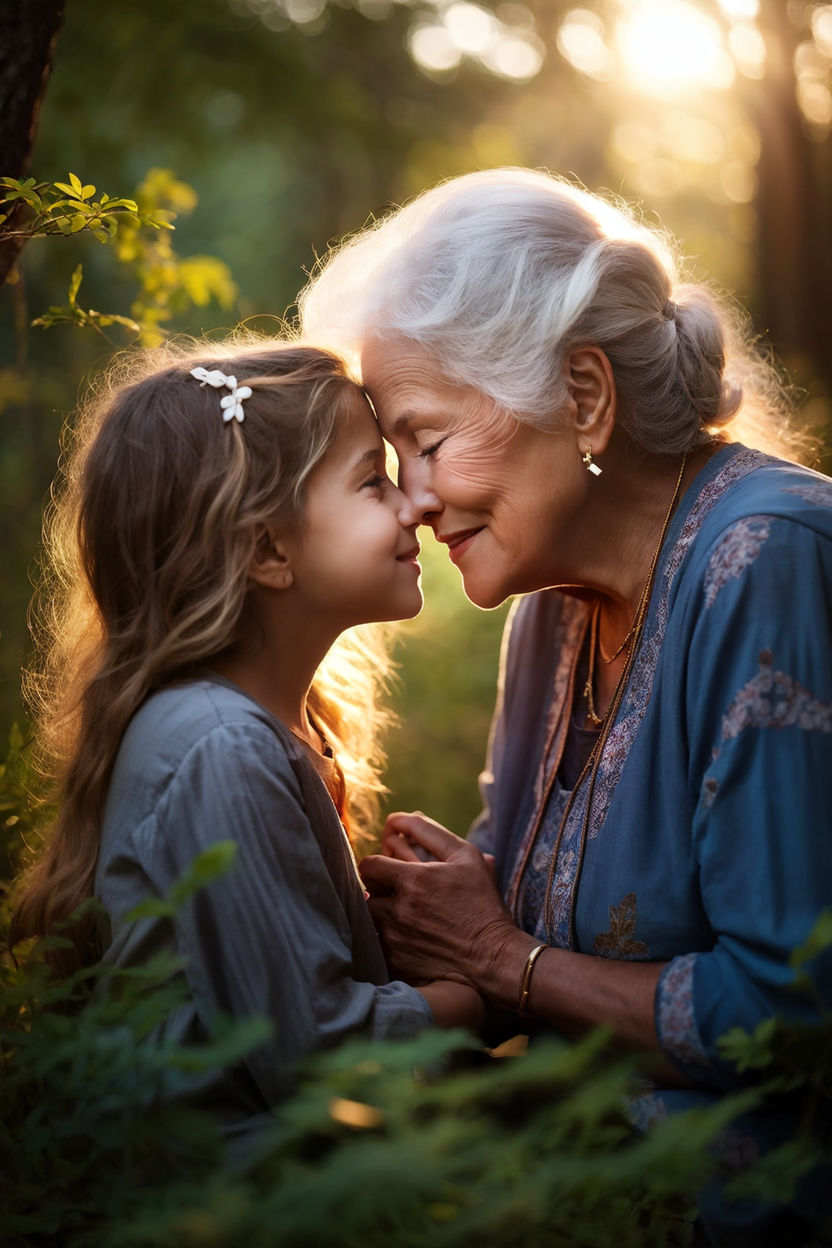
[360,811,520,1007]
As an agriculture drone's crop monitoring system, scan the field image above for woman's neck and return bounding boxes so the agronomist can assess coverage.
[572,441,715,646]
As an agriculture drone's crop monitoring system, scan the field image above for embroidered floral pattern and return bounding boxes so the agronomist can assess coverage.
[719,648,832,741]
[593,892,650,959]
[703,517,770,608]
[656,952,708,1067]
[627,1089,668,1133]
[515,784,574,945]
[701,775,719,811]
[784,480,832,508]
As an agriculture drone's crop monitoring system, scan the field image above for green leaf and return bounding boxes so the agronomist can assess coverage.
[126,897,178,921]
[169,841,238,905]
[790,909,832,976]
[68,171,83,195]
[68,265,83,306]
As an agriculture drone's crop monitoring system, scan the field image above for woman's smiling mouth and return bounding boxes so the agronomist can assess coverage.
[438,527,485,564]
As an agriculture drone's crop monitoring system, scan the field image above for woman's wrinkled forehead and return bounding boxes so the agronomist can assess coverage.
[360,337,451,429]
[361,335,507,445]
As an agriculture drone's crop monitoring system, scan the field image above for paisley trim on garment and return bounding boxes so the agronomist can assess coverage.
[586,448,768,839]
[593,892,650,960]
[532,602,588,809]
[703,517,771,608]
[655,952,708,1068]
[505,599,587,914]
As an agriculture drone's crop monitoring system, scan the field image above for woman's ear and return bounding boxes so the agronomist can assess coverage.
[564,346,616,455]
[248,524,294,590]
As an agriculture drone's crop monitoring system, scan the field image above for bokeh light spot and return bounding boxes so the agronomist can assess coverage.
[717,0,759,17]
[444,2,499,55]
[481,32,544,80]
[798,79,832,126]
[660,114,724,164]
[812,5,832,58]
[721,161,758,202]
[729,22,767,79]
[557,9,612,80]
[610,121,658,164]
[408,23,462,72]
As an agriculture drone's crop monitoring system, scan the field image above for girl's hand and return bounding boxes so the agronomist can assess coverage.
[418,979,487,1033]
[360,811,522,1000]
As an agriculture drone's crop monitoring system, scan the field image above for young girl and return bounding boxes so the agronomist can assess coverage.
[11,339,482,1139]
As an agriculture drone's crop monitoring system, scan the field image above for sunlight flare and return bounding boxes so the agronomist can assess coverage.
[614,0,734,97]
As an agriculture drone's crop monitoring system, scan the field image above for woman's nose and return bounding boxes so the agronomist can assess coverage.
[396,459,443,526]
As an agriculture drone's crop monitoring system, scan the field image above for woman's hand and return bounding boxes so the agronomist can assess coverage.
[360,812,531,1002]
[365,814,675,1066]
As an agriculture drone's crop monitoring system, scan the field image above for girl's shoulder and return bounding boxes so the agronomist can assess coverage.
[106,676,299,824]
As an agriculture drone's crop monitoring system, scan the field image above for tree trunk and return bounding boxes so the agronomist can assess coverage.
[751,1,832,393]
[0,0,65,286]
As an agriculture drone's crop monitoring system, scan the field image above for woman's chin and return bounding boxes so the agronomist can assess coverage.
[459,573,510,611]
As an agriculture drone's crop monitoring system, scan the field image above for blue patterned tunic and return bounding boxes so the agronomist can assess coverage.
[471,444,832,1234]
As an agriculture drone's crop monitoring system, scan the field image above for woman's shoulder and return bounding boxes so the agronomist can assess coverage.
[698,448,832,541]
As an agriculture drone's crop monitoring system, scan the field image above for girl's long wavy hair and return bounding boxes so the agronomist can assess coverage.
[12,335,396,976]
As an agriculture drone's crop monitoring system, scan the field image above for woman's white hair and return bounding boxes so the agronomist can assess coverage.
[300,167,801,459]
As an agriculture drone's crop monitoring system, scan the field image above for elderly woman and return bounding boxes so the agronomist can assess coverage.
[300,169,832,1238]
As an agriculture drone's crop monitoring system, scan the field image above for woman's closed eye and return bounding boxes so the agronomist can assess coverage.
[418,437,446,460]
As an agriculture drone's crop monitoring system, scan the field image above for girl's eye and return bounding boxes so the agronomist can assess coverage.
[418,438,446,460]
[361,472,387,491]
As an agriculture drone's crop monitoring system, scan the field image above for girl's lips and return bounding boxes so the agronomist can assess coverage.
[440,527,484,564]
[396,546,421,566]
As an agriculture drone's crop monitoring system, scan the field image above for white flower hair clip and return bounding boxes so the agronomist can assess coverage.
[189,366,253,424]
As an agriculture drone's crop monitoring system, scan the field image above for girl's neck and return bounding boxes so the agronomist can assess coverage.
[212,606,335,750]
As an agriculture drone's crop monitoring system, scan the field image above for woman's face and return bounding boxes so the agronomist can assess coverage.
[362,338,587,609]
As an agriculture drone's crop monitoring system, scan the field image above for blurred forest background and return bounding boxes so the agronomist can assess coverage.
[2,0,831,836]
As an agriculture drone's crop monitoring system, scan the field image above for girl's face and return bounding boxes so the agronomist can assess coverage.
[361,338,586,609]
[285,395,423,627]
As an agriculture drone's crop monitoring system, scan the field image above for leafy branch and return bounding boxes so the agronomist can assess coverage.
[2,169,238,346]
[0,171,170,245]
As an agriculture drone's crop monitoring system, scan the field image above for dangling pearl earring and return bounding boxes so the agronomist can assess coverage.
[582,446,602,477]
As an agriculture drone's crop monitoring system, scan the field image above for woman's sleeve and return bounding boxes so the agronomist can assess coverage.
[655,513,832,1089]
[147,719,432,1105]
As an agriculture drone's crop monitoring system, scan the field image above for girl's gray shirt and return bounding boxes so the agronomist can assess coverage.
[96,675,432,1137]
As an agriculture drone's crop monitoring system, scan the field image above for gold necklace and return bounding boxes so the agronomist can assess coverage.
[582,453,689,728]
[540,451,689,940]
[583,599,605,728]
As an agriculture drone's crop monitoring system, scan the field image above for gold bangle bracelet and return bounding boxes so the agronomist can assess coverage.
[518,943,547,1017]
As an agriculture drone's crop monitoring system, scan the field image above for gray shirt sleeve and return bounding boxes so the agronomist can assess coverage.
[100,710,432,1109]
